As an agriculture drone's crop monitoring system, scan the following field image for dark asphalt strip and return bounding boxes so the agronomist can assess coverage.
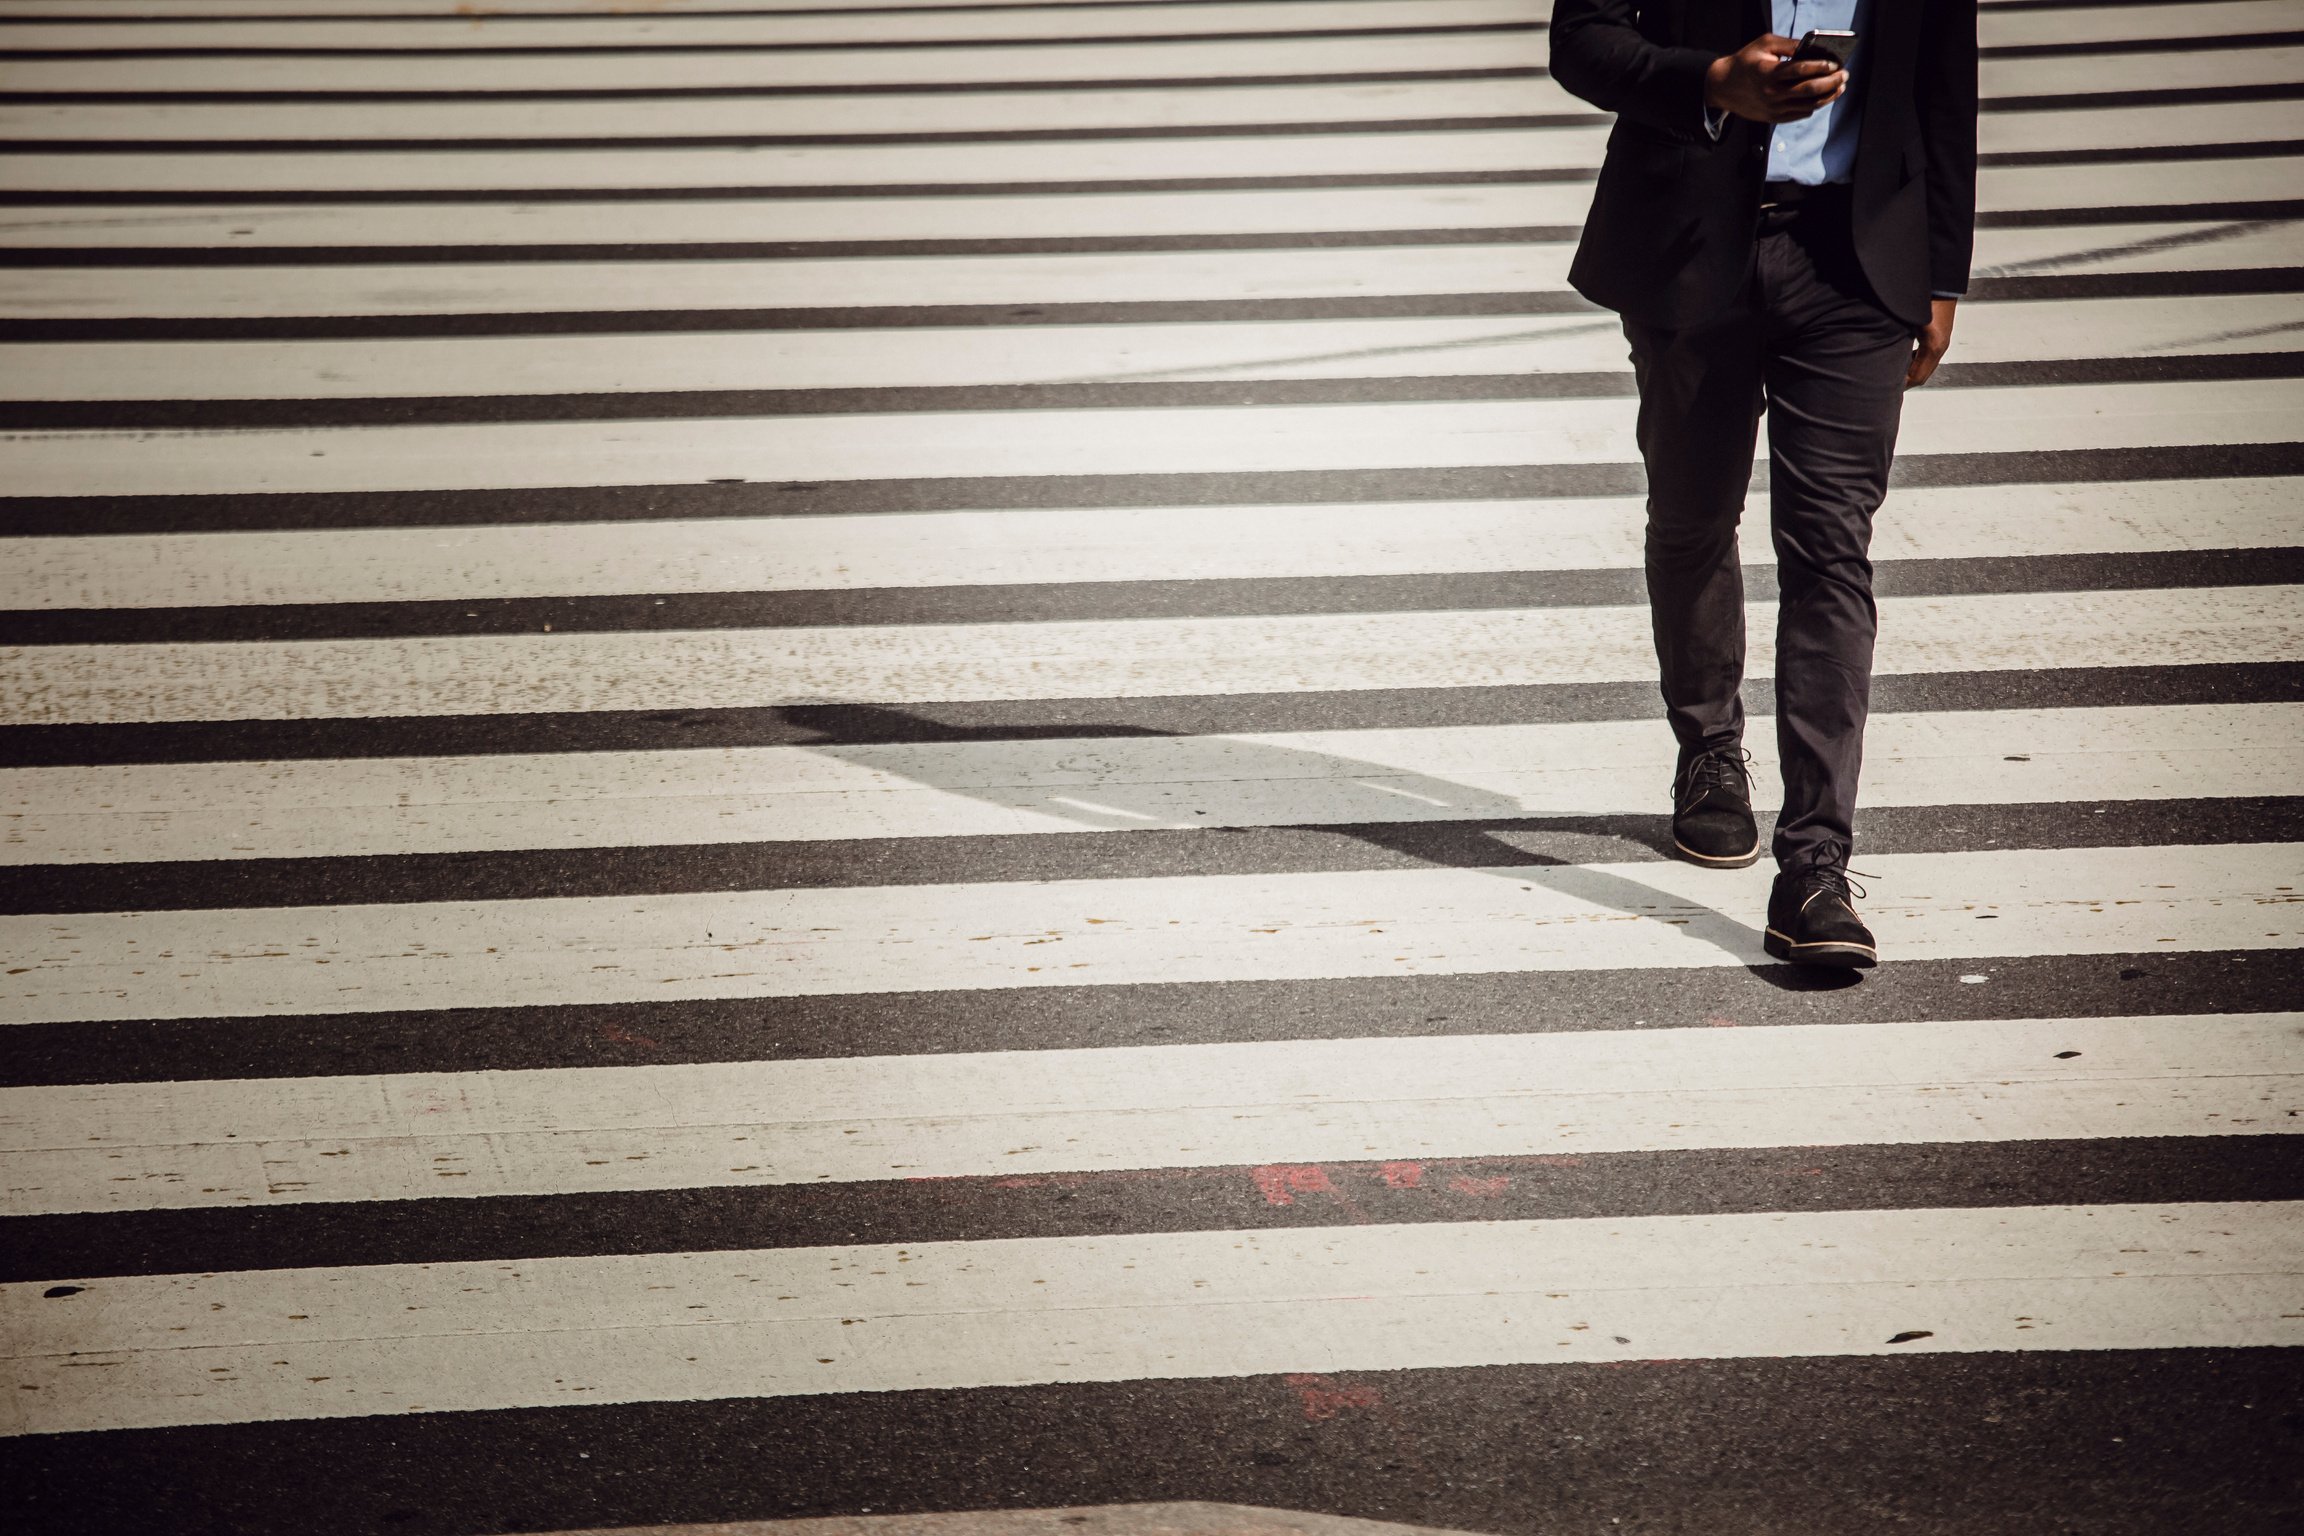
[4,442,2297,538]
[1989,79,2304,111]
[8,1137,2299,1285]
[14,133,2299,164]
[6,23,2285,63]
[15,797,2297,916]
[9,548,2298,646]
[1989,28,2304,57]
[0,198,2291,268]
[1979,197,2304,224]
[11,146,2302,205]
[0,288,1612,342]
[3,1351,2297,1536]
[3,946,2293,1088]
[6,372,1650,432]
[2,95,2289,152]
[0,19,1544,60]
[2,355,2295,430]
[0,227,1590,267]
[6,74,2296,120]
[0,65,1554,106]
[2,113,1612,153]
[0,0,1425,21]
[5,662,2297,768]
[1983,137,2304,167]
[4,271,2297,344]
[0,168,1615,206]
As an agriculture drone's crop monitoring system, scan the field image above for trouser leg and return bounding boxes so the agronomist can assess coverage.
[1757,217,1915,867]
[1622,300,1766,769]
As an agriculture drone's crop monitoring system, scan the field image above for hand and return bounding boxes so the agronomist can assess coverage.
[1704,34,1847,125]
[1906,298,1958,388]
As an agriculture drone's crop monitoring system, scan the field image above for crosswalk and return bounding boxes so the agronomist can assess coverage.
[0,0,2300,1532]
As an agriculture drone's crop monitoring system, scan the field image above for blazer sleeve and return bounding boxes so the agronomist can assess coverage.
[1549,0,1721,141]
[1916,0,1980,298]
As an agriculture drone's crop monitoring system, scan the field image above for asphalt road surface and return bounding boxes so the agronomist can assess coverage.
[1,1,2300,1532]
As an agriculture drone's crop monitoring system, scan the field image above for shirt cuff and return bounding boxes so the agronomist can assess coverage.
[1929,290,1966,300]
[1703,104,1729,140]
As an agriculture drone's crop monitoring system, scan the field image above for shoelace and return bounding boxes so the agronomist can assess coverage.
[1677,746,1752,807]
[1789,840,1873,903]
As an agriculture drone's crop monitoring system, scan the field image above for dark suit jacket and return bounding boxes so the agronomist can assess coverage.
[1550,0,1978,328]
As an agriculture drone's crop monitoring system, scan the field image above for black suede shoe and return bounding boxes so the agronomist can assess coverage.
[1764,845,1878,969]
[1671,747,1760,868]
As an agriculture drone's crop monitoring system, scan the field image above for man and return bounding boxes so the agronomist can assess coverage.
[1550,0,1978,968]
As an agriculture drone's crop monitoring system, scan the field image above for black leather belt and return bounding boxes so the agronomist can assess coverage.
[1759,180,1851,212]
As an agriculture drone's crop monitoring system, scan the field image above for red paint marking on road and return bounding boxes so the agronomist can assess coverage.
[1252,1164,1334,1206]
[600,1023,660,1047]
[1282,1373,1382,1421]
[1378,1161,1425,1189]
[1704,1014,1741,1028]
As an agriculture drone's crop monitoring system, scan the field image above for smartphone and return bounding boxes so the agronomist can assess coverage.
[1790,28,1856,68]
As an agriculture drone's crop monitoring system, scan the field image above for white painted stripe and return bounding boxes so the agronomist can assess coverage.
[36,0,2291,52]
[11,99,2300,193]
[6,82,2288,151]
[5,0,2271,47]
[0,0,1160,15]
[0,127,1617,194]
[1986,0,2304,48]
[13,143,2304,207]
[5,1202,2298,1435]
[0,77,1590,142]
[0,185,1592,252]
[11,230,2295,320]
[4,164,2286,253]
[1978,157,2304,216]
[7,585,2298,726]
[1,221,2293,320]
[10,702,2292,866]
[1973,218,2304,279]
[4,842,2298,1024]
[1979,98,2304,155]
[0,40,2295,97]
[5,295,2296,402]
[0,242,1587,321]
[7,480,2298,612]
[6,378,2299,499]
[0,31,1555,92]
[0,1,1540,51]
[3,1013,2295,1215]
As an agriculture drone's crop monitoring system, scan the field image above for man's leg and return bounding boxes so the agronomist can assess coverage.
[1622,303,1766,770]
[1758,214,1915,869]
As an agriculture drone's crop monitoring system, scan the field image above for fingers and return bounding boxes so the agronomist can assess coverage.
[1907,337,1948,389]
[1775,59,1844,84]
[1773,65,1846,101]
[1757,61,1844,121]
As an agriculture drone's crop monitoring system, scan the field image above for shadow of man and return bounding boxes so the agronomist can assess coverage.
[774,702,1851,990]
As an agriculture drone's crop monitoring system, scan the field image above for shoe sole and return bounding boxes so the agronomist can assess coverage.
[1673,835,1762,869]
[1763,927,1878,969]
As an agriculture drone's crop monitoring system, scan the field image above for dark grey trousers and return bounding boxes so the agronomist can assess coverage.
[1622,196,1915,869]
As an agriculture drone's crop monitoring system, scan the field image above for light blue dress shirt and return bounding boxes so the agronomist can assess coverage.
[1762,0,1868,186]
